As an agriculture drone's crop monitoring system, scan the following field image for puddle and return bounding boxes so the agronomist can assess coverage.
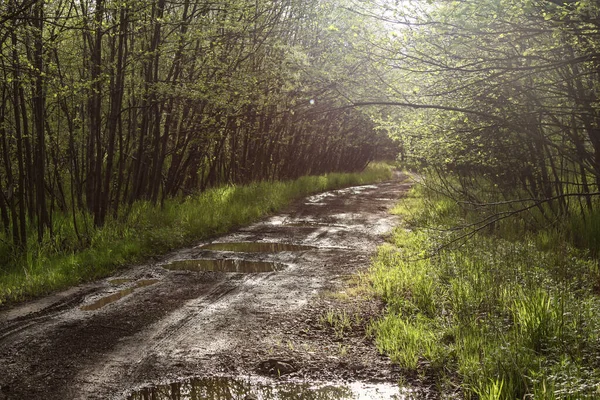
[163,259,284,273]
[108,278,133,286]
[200,242,314,252]
[80,288,135,311]
[81,279,160,311]
[127,376,404,400]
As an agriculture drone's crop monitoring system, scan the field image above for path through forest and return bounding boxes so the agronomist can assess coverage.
[0,175,411,400]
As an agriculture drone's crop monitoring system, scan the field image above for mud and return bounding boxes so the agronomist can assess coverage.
[199,242,315,252]
[0,175,415,400]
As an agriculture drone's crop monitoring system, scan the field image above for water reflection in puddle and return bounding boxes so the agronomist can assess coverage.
[200,242,314,252]
[127,376,404,400]
[164,259,284,273]
[81,279,160,311]
[108,278,133,286]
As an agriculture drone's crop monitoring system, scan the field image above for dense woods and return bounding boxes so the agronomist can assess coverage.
[0,0,392,251]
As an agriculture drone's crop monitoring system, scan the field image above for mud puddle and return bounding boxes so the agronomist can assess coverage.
[81,279,160,311]
[163,259,284,273]
[109,278,134,286]
[199,242,315,252]
[127,376,404,400]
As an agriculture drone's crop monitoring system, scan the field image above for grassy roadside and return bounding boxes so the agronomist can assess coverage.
[368,182,600,399]
[0,164,392,307]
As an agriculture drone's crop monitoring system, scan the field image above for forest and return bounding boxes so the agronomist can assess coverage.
[2,0,597,263]
[1,0,600,398]
[0,0,393,250]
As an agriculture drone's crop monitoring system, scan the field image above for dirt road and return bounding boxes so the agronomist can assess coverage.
[0,176,411,400]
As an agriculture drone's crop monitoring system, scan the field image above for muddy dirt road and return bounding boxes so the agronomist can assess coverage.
[0,176,411,400]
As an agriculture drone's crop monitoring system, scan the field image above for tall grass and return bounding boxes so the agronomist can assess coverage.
[369,183,600,399]
[0,163,392,306]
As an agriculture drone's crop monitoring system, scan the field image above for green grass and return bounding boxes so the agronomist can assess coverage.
[320,309,353,339]
[0,163,392,306]
[369,183,600,399]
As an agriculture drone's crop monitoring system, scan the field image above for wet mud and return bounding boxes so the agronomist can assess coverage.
[0,175,413,400]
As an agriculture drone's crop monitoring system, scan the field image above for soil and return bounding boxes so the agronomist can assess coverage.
[0,174,416,400]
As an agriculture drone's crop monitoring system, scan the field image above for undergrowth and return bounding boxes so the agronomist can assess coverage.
[369,181,600,399]
[0,163,392,306]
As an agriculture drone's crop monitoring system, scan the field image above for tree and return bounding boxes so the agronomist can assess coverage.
[0,0,391,251]
[354,0,600,220]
